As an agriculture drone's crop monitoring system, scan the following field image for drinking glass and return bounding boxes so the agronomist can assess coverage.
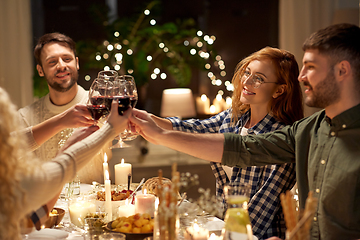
[221,182,253,240]
[118,75,139,142]
[98,70,118,81]
[110,75,138,148]
[87,79,112,125]
[98,232,126,240]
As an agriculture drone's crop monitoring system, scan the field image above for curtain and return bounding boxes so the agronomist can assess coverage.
[0,0,33,109]
[279,0,338,117]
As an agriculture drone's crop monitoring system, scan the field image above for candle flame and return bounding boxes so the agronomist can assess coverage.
[121,158,124,164]
[201,94,208,102]
[143,189,147,194]
[104,153,108,163]
[125,198,129,205]
[105,170,110,180]
[194,222,199,231]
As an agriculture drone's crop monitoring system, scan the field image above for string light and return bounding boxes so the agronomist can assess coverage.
[92,7,233,100]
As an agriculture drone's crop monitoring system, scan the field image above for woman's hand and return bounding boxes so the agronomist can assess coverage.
[107,100,133,134]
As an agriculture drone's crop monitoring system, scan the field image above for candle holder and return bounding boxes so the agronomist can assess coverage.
[68,196,96,228]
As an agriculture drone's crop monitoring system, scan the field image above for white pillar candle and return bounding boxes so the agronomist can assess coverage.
[184,222,209,240]
[69,201,96,227]
[103,153,109,184]
[213,94,226,114]
[135,190,155,217]
[104,170,112,221]
[118,199,136,217]
[114,159,132,186]
[195,94,210,114]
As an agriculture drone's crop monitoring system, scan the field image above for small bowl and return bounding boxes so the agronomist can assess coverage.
[44,208,65,228]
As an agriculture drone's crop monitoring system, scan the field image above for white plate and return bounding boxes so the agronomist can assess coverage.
[26,229,69,239]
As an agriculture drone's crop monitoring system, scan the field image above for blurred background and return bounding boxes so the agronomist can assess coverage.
[0,0,359,198]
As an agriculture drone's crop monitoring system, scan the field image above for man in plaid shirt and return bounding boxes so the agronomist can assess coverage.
[168,109,296,239]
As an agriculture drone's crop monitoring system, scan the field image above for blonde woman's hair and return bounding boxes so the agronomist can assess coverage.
[0,87,38,240]
[231,47,304,125]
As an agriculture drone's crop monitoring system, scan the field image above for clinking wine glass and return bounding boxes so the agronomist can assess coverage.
[87,79,112,125]
[222,182,253,240]
[118,75,139,142]
[98,69,118,81]
[110,76,135,148]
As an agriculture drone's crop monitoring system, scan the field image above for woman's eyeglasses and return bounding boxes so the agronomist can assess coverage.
[242,71,278,88]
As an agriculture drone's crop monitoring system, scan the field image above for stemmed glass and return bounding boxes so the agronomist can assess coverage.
[118,75,139,142]
[98,70,118,81]
[87,79,112,125]
[110,75,138,148]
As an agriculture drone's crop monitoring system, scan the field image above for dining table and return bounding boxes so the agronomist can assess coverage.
[22,183,226,240]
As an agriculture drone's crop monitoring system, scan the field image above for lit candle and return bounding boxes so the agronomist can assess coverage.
[196,94,210,114]
[213,94,226,113]
[105,170,112,221]
[135,189,156,217]
[184,222,209,240]
[68,201,96,227]
[114,159,132,186]
[103,153,109,184]
[118,199,136,217]
[225,96,232,109]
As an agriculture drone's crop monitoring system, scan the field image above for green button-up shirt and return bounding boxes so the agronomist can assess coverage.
[222,104,360,240]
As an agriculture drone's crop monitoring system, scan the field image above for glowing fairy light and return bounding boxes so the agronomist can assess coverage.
[154,68,160,74]
[107,44,114,51]
[160,73,167,79]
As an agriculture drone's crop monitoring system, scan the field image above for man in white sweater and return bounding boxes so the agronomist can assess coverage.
[18,32,111,184]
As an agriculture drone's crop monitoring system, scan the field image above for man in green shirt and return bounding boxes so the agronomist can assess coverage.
[130,23,360,239]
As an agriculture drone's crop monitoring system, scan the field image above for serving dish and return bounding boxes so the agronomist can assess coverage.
[44,207,65,228]
[105,221,152,240]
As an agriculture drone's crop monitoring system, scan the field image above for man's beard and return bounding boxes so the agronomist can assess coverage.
[304,69,340,108]
[45,70,78,93]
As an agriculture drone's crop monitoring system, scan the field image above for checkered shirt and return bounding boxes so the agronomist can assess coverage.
[168,109,296,240]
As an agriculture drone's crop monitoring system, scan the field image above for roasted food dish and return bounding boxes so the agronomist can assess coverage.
[96,189,133,201]
[110,213,154,234]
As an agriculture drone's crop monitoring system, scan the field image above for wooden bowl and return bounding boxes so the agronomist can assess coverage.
[44,207,65,228]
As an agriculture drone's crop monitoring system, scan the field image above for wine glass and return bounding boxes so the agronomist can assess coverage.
[118,75,139,142]
[87,79,112,125]
[110,76,134,148]
[98,70,118,81]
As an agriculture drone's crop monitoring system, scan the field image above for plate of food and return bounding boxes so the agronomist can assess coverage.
[105,213,153,240]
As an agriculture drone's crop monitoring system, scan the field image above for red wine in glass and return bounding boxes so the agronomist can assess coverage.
[87,105,109,121]
[115,96,131,115]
